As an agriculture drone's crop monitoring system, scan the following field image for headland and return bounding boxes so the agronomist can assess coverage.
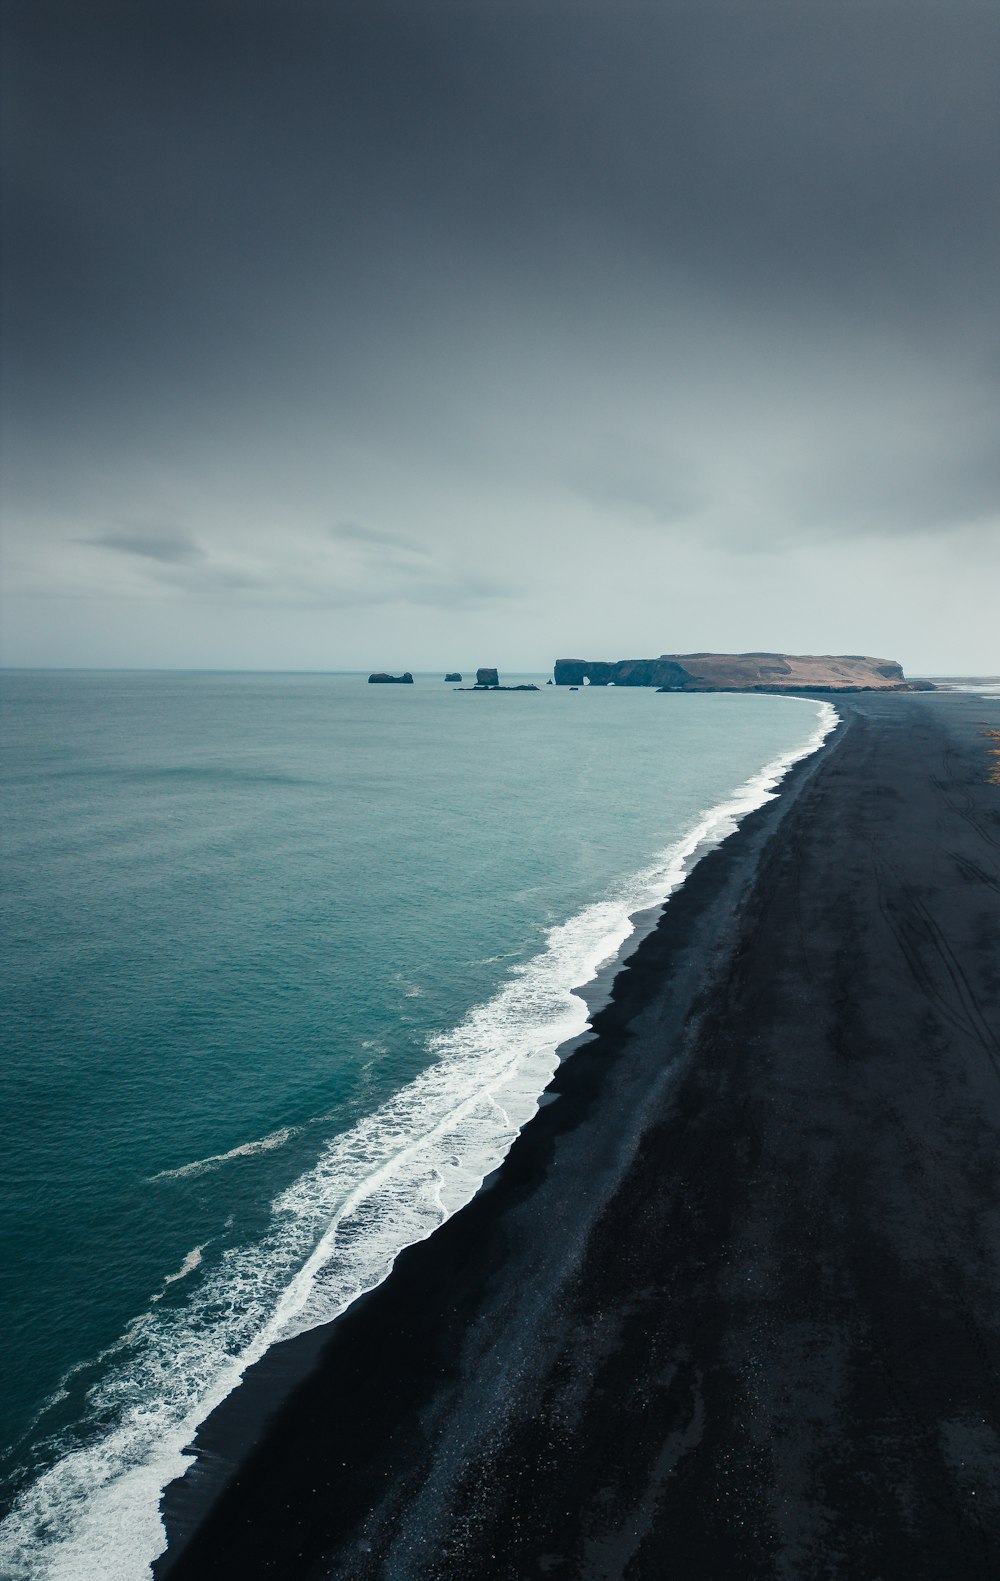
[554,651,934,691]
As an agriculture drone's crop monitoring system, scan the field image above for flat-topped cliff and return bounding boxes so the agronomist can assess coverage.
[553,653,932,692]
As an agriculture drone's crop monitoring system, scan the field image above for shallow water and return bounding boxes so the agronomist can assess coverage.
[0,670,833,1578]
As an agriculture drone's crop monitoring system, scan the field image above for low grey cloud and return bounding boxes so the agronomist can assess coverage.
[391,570,516,609]
[779,410,1000,540]
[312,554,518,614]
[210,568,519,614]
[329,522,429,556]
[81,527,205,564]
[322,521,514,609]
[156,562,265,594]
[570,444,706,526]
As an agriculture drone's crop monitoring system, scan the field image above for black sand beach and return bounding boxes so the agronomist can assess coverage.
[159,690,1000,1581]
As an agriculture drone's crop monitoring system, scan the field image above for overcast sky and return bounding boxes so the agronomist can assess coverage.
[2,0,998,673]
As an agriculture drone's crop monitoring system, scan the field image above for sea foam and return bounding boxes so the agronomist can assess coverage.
[0,700,836,1581]
[148,1126,298,1181]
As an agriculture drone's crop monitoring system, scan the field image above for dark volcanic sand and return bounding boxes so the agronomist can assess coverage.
[159,691,1000,1581]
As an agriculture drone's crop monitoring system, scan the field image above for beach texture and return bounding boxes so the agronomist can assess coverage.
[160,690,1000,1580]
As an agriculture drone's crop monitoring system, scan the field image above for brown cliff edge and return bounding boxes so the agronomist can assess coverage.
[553,652,933,691]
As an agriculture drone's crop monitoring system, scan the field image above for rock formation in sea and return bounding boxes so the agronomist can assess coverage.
[553,654,932,692]
[456,668,540,692]
[444,673,462,683]
[367,672,414,684]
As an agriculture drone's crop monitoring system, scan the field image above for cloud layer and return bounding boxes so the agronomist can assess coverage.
[2,1,997,671]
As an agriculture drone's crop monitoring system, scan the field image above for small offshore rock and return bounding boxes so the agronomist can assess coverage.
[444,672,462,682]
[368,672,414,684]
[456,682,540,692]
[475,667,500,688]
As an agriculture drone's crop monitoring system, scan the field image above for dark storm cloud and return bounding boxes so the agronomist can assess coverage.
[6,0,997,415]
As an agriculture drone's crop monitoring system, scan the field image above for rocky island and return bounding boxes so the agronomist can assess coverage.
[554,652,933,692]
[367,672,414,684]
[455,667,539,692]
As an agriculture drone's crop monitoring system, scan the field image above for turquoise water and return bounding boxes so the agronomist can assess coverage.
[0,671,833,1578]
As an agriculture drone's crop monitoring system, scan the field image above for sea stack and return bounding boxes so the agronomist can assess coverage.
[368,672,414,684]
[444,672,462,683]
[456,669,539,692]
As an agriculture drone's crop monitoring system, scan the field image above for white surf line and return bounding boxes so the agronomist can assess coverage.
[266,701,841,1343]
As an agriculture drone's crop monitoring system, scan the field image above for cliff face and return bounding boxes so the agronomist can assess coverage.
[554,658,693,689]
[553,654,926,692]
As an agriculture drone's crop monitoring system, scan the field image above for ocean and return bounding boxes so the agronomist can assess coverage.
[0,671,835,1579]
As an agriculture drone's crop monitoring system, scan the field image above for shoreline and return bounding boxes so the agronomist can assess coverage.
[0,692,837,1579]
[156,696,845,1576]
[159,688,1000,1578]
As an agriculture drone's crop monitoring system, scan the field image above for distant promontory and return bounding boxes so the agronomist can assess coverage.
[553,654,933,693]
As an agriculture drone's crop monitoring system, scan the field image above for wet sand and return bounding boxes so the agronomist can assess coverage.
[159,690,1000,1580]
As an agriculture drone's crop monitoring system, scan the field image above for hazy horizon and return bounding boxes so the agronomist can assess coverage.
[2,660,994,680]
